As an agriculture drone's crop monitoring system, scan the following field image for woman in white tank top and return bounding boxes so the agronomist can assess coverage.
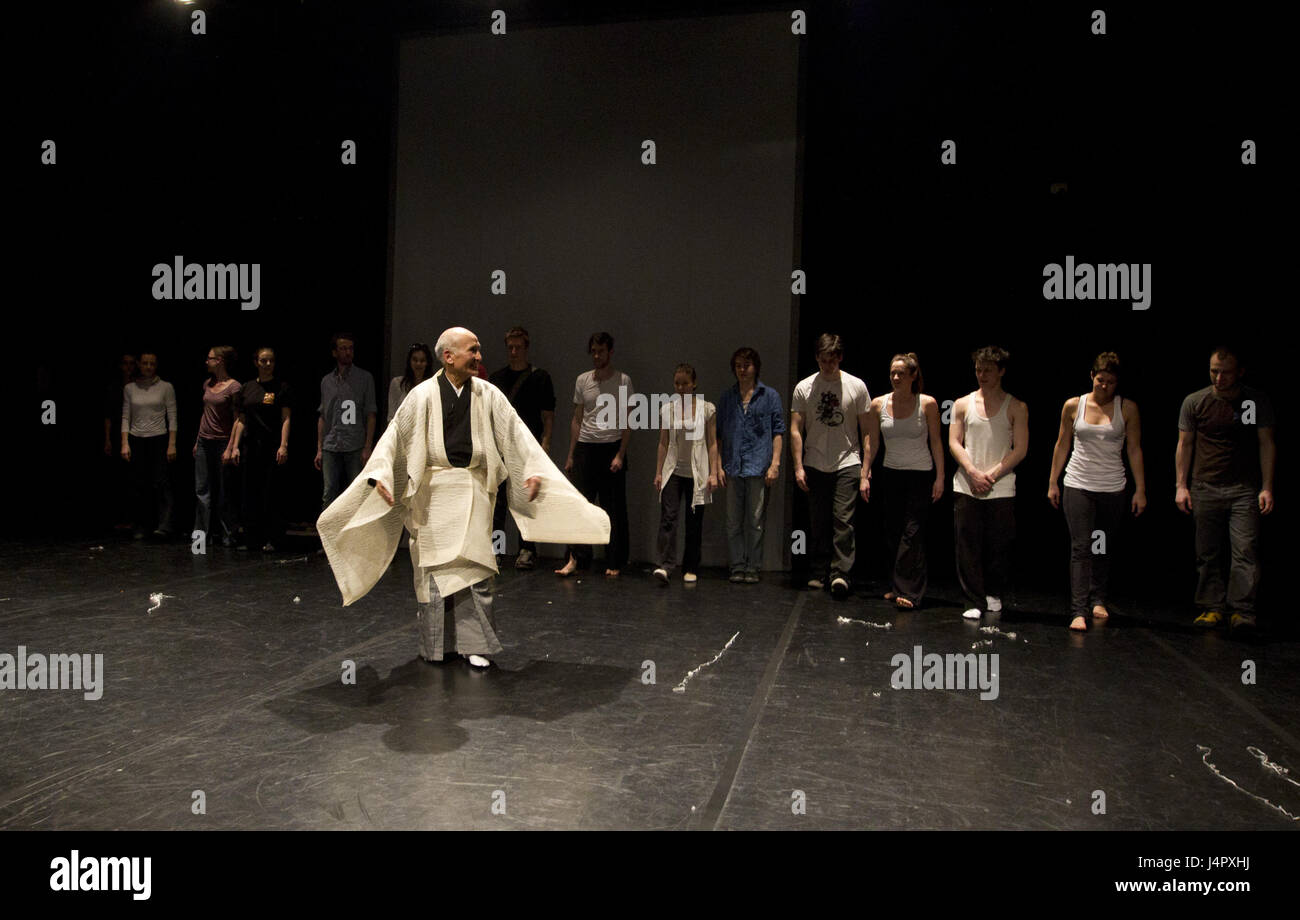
[865,353,944,608]
[1047,352,1147,631]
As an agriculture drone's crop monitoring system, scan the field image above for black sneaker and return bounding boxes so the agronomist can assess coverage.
[830,576,849,599]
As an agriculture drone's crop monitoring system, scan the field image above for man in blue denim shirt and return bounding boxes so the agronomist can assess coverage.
[315,332,378,510]
[717,347,785,583]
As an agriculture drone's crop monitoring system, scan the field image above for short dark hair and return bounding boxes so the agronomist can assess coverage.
[505,326,530,347]
[1210,344,1243,366]
[588,331,614,352]
[971,346,1010,370]
[815,334,843,359]
[331,332,355,349]
[1091,351,1121,377]
[731,346,761,380]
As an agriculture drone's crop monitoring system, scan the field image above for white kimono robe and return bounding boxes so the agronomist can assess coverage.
[317,370,610,606]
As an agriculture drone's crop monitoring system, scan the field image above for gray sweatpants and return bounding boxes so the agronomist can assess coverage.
[416,574,502,661]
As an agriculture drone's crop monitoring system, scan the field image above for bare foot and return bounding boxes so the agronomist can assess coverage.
[554,556,577,576]
[604,568,621,577]
[884,592,897,601]
[1069,615,1088,631]
[1092,605,1110,619]
[894,596,914,609]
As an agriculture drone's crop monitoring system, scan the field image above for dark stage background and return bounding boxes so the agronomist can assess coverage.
[16,2,1286,614]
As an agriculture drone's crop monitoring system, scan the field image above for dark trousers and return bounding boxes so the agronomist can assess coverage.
[568,441,628,569]
[241,441,284,548]
[321,448,363,510]
[1192,481,1261,614]
[953,493,1015,605]
[1062,486,1127,618]
[881,467,933,603]
[195,437,237,543]
[129,434,173,535]
[658,474,704,573]
[807,466,858,579]
[494,481,537,555]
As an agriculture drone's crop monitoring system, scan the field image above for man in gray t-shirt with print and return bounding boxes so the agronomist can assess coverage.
[790,334,872,599]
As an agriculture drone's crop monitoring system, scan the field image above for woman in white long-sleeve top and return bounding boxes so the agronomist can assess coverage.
[121,352,178,539]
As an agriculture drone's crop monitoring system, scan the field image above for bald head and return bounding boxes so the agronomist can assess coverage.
[435,327,482,385]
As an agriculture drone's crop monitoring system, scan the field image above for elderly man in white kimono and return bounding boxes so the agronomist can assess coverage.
[317,327,610,668]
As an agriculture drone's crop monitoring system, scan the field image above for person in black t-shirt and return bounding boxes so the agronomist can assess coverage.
[1175,346,1276,633]
[232,347,294,551]
[488,326,556,568]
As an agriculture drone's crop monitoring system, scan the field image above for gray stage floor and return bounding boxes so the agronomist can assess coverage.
[1,539,1297,830]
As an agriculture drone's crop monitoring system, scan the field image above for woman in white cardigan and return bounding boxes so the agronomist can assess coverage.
[653,364,720,583]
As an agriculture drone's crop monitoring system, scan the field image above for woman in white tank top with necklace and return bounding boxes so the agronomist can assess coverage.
[1047,352,1147,631]
[865,353,944,608]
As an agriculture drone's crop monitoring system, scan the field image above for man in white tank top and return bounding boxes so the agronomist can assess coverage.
[948,347,1028,620]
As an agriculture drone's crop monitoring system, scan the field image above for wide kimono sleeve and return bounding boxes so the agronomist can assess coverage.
[489,387,611,546]
[317,390,427,606]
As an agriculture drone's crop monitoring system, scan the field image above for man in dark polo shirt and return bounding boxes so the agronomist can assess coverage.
[1175,346,1277,633]
[488,326,556,569]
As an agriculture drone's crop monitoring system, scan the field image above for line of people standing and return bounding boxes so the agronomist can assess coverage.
[111,330,1276,635]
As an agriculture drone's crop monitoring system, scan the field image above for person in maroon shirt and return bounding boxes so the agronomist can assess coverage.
[194,345,242,547]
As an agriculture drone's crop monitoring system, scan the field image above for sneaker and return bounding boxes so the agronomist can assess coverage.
[729,572,746,583]
[1193,610,1223,628]
[515,549,536,570]
[985,595,1002,613]
[962,608,983,620]
[683,572,697,584]
[744,573,760,584]
[1229,612,1256,633]
[653,567,669,584]
[466,654,492,668]
[830,577,849,599]
[261,543,275,552]
[807,577,825,590]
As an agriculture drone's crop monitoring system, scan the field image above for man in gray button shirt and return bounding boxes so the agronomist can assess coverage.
[314,332,377,509]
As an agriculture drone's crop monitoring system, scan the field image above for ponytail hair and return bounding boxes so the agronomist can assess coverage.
[889,352,924,394]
